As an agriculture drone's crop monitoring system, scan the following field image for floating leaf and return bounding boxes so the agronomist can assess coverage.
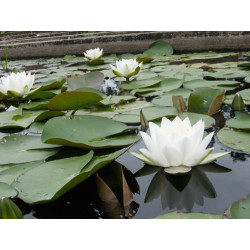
[224,89,250,105]
[19,100,49,110]
[0,182,18,198]
[152,88,191,106]
[183,79,240,91]
[48,89,104,111]
[229,194,250,219]
[42,115,139,149]
[35,77,66,91]
[0,135,59,165]
[13,148,127,204]
[13,151,94,204]
[144,40,173,56]
[226,112,250,130]
[120,77,163,90]
[154,211,223,219]
[187,88,225,115]
[112,106,177,124]
[29,122,45,134]
[217,128,250,153]
[131,78,184,96]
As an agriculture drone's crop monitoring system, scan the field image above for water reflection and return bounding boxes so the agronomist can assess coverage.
[135,163,231,211]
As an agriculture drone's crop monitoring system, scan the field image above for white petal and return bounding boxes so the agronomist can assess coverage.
[162,146,182,166]
[200,151,230,165]
[130,151,154,165]
[164,166,192,174]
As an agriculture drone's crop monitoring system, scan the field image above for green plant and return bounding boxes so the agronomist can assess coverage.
[0,48,8,73]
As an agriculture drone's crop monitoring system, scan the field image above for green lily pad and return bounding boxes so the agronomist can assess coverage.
[13,148,127,204]
[0,182,18,198]
[204,68,250,79]
[48,89,104,111]
[120,77,163,90]
[226,112,250,130]
[134,71,158,80]
[152,88,191,106]
[35,77,66,91]
[19,100,49,110]
[144,40,173,56]
[131,78,184,96]
[229,194,250,219]
[112,106,178,124]
[187,88,225,115]
[224,89,250,105]
[244,75,250,83]
[13,151,94,203]
[42,115,139,149]
[29,122,45,134]
[0,108,64,130]
[0,161,43,185]
[217,128,250,153]
[0,135,59,165]
[154,211,223,219]
[183,79,240,91]
[66,72,104,90]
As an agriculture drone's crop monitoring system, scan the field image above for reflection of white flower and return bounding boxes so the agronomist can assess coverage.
[131,116,229,175]
[0,72,36,98]
[84,48,103,60]
[111,59,142,80]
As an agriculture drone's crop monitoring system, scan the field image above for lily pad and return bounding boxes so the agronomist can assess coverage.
[229,194,250,219]
[224,89,250,105]
[19,100,49,110]
[204,68,249,79]
[226,112,250,130]
[0,182,18,198]
[48,89,104,111]
[152,88,191,106]
[120,77,163,90]
[132,78,184,96]
[42,115,139,149]
[183,79,240,91]
[112,106,178,124]
[13,148,127,204]
[217,128,250,153]
[29,122,45,134]
[0,135,59,165]
[154,211,223,219]
[187,88,225,115]
[35,77,66,91]
[144,40,173,56]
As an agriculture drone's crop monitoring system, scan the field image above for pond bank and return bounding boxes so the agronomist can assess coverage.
[1,31,250,59]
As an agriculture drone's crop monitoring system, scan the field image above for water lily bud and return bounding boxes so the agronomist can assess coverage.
[110,59,142,81]
[0,197,23,219]
[84,48,103,60]
[131,116,230,175]
[231,93,245,111]
[0,72,36,98]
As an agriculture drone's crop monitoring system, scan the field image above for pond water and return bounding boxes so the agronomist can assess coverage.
[1,48,250,219]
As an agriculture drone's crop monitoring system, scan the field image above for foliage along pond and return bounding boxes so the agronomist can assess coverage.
[0,40,250,219]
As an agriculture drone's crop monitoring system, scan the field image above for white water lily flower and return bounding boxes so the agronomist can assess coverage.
[130,116,230,175]
[84,48,103,60]
[0,72,36,98]
[110,59,142,80]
